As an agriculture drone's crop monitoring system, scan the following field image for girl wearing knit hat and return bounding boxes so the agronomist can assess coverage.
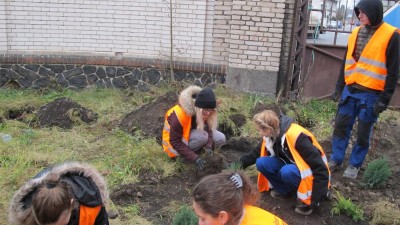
[162,86,226,170]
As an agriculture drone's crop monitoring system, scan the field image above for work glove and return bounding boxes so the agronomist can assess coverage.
[204,147,213,156]
[373,101,387,116]
[331,89,341,101]
[195,157,205,170]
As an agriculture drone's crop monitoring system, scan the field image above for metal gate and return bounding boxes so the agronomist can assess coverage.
[284,0,400,108]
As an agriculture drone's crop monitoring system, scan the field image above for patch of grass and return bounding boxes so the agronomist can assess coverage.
[331,191,364,222]
[285,99,336,140]
[370,201,400,225]
[361,157,391,189]
[172,205,198,225]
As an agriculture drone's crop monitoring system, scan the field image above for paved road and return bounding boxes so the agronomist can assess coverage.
[306,25,358,46]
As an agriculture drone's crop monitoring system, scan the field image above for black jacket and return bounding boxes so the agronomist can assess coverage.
[239,115,329,208]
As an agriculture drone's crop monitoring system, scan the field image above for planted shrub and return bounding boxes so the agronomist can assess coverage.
[331,191,364,222]
[172,205,198,225]
[362,157,392,189]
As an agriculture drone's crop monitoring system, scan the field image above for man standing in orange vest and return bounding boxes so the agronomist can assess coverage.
[329,0,399,179]
[162,86,226,170]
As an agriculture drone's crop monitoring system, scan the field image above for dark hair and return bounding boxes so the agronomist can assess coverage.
[31,173,73,225]
[192,171,259,225]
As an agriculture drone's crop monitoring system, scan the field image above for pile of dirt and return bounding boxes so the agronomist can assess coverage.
[37,97,98,129]
[119,91,177,143]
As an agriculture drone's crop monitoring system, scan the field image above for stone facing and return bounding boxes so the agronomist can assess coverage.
[0,55,226,90]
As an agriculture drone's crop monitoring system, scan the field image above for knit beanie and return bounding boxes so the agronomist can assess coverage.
[195,87,216,109]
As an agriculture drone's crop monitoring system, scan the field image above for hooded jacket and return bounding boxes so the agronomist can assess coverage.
[9,162,109,225]
[335,0,399,105]
[162,86,218,161]
[239,115,330,207]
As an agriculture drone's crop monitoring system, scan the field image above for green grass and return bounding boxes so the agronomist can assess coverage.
[331,191,364,222]
[0,85,340,224]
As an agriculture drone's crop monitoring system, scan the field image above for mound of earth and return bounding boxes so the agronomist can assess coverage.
[119,92,177,143]
[37,97,98,129]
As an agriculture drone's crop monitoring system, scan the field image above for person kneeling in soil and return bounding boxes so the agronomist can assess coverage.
[9,161,109,225]
[162,85,226,170]
[192,170,287,225]
[236,110,330,216]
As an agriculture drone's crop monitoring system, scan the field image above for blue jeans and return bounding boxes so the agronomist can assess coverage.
[256,156,301,195]
[331,86,379,167]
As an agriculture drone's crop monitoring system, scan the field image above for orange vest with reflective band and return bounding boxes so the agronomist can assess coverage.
[79,205,101,225]
[257,124,330,205]
[162,105,192,158]
[345,23,399,91]
[257,137,270,192]
[240,205,287,225]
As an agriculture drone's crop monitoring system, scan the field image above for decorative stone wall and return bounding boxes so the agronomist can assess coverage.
[0,54,225,90]
[0,64,225,90]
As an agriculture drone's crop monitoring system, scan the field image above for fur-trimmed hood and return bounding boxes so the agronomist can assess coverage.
[178,85,202,116]
[9,161,108,225]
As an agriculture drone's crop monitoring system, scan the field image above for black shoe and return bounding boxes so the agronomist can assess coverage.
[295,204,313,216]
[270,190,285,198]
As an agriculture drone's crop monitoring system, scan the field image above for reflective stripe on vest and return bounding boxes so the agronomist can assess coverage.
[79,205,101,225]
[344,23,398,91]
[285,123,331,205]
[162,105,192,158]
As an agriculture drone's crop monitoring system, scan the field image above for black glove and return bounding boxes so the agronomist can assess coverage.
[195,157,205,170]
[331,89,341,101]
[373,101,387,116]
[204,147,213,156]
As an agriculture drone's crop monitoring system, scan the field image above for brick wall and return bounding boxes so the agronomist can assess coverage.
[0,0,294,94]
[0,1,6,52]
[278,0,296,94]
[1,0,217,63]
[215,0,288,94]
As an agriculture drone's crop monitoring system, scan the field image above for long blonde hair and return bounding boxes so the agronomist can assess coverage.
[195,107,218,131]
[253,110,280,138]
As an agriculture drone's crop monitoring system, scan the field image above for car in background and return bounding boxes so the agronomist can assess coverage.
[327,21,338,29]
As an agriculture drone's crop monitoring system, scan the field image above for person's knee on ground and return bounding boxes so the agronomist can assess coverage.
[188,129,208,151]
[213,130,226,148]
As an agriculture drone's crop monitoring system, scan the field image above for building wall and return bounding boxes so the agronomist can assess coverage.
[0,1,7,51]
[0,0,291,95]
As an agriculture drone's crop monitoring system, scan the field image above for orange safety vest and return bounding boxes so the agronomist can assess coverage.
[162,105,192,158]
[344,23,399,91]
[257,124,330,205]
[240,205,287,225]
[79,205,101,225]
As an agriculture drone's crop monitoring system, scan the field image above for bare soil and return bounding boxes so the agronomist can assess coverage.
[111,92,400,225]
[18,92,399,225]
[37,97,98,129]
